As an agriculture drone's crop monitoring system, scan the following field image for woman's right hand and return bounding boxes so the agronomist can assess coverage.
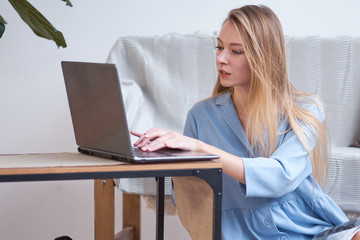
[130,127,202,152]
[131,127,246,184]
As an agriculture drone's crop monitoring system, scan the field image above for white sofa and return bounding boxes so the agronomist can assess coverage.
[106,33,360,216]
[286,36,360,216]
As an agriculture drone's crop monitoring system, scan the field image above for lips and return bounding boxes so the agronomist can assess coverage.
[218,69,231,78]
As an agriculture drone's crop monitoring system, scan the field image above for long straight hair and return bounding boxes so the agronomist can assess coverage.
[212,5,329,184]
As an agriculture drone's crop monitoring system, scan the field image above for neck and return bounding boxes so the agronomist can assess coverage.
[232,86,249,114]
[232,86,252,143]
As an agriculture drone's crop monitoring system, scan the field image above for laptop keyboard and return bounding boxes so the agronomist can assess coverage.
[132,147,182,157]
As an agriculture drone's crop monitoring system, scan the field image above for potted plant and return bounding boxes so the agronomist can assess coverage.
[0,0,72,48]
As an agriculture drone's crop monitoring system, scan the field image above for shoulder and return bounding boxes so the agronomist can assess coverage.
[190,92,231,113]
[188,96,216,117]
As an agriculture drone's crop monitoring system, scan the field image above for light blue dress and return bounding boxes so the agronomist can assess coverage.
[182,92,348,240]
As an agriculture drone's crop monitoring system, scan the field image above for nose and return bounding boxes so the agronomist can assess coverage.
[216,49,229,65]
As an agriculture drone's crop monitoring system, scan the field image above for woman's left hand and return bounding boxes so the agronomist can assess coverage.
[130,127,201,152]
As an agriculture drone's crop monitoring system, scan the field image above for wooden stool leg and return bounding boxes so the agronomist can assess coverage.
[94,179,115,240]
[123,193,140,240]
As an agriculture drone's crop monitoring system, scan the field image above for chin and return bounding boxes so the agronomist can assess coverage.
[220,79,235,88]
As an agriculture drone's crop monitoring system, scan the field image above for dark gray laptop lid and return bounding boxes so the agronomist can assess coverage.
[62,61,133,157]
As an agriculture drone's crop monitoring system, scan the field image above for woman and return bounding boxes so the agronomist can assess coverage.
[132,5,359,239]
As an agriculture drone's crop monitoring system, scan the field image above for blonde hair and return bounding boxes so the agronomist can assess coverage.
[212,5,329,184]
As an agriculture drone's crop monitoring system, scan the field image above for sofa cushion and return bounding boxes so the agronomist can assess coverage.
[322,147,360,212]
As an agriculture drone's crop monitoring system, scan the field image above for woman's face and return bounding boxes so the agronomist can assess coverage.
[216,20,251,90]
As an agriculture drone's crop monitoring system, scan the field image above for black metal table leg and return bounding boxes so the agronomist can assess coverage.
[156,177,165,240]
[194,169,222,240]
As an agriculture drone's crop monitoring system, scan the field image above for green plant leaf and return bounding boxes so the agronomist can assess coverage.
[62,0,73,7]
[8,0,67,48]
[0,15,7,38]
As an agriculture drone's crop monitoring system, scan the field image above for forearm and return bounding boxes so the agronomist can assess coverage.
[197,140,246,184]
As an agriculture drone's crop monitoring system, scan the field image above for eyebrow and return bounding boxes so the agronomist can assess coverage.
[217,37,243,47]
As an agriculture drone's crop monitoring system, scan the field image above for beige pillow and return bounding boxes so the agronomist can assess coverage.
[173,176,213,240]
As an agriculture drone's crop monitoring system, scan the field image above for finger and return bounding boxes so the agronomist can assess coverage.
[143,140,167,151]
[134,128,161,146]
[131,131,148,147]
[158,138,181,150]
[133,134,148,147]
[135,129,165,149]
[148,134,195,151]
[141,135,168,151]
[144,127,167,139]
[138,138,151,148]
[130,130,143,138]
[143,132,176,151]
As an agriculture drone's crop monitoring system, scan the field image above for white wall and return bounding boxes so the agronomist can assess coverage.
[1,0,359,239]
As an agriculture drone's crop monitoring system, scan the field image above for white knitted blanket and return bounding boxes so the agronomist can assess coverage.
[106,33,360,213]
[106,32,217,195]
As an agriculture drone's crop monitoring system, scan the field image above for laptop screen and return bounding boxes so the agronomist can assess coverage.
[62,61,133,157]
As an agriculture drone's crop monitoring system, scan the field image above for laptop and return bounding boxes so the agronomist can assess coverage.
[61,61,219,163]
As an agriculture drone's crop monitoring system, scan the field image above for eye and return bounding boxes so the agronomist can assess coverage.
[215,46,224,51]
[232,50,244,55]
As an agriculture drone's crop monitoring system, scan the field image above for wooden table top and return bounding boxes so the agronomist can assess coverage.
[0,152,221,176]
